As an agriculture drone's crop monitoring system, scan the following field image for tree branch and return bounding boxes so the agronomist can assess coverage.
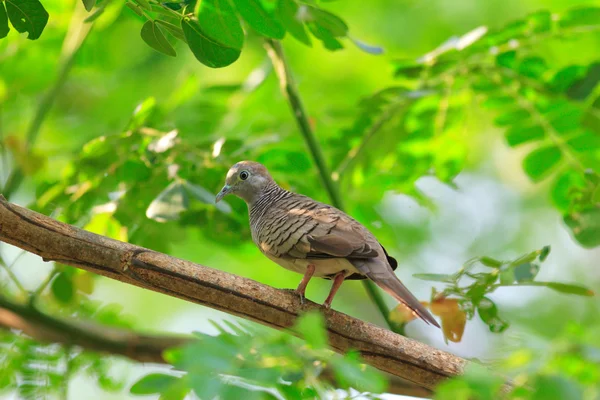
[0,296,433,398]
[0,296,189,363]
[0,196,467,391]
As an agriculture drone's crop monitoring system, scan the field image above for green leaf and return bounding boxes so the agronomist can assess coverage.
[277,0,311,45]
[155,19,187,42]
[134,0,152,11]
[539,245,551,262]
[477,297,508,333]
[559,7,600,29]
[5,0,49,40]
[82,0,95,12]
[542,282,595,296]
[51,272,74,304]
[566,63,600,100]
[496,50,517,69]
[523,146,562,181]
[505,125,545,146]
[499,269,515,285]
[509,250,540,267]
[141,20,177,57]
[309,7,348,37]
[196,0,244,49]
[307,21,343,50]
[233,0,285,39]
[130,373,180,395]
[513,262,540,282]
[564,207,600,248]
[182,17,242,68]
[294,312,328,349]
[494,109,530,126]
[518,56,547,79]
[479,257,503,268]
[126,2,144,17]
[413,273,454,282]
[330,351,387,393]
[0,3,9,39]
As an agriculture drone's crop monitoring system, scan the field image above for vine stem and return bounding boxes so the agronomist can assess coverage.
[2,2,94,199]
[264,39,396,331]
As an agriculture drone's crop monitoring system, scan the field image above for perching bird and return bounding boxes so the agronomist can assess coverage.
[216,161,439,327]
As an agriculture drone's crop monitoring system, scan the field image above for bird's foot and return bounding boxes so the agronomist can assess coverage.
[282,288,307,305]
[322,301,332,310]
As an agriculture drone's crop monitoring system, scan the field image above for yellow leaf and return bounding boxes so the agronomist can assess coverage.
[429,297,467,343]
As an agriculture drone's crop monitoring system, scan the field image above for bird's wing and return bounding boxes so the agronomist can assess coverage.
[267,203,380,260]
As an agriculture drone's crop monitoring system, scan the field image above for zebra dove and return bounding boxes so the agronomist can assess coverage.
[216,161,439,327]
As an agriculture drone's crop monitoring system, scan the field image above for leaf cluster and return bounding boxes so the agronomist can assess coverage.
[336,7,600,247]
[129,312,387,400]
[413,246,594,340]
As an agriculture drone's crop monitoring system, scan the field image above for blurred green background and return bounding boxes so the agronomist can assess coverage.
[1,0,599,399]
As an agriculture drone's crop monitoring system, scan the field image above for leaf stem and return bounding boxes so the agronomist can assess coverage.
[264,39,395,331]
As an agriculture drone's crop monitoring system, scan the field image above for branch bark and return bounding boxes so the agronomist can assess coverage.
[0,196,467,392]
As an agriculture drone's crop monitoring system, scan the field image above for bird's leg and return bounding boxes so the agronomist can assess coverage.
[294,264,315,304]
[323,272,346,309]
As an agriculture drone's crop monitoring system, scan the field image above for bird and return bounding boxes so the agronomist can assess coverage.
[215,161,440,327]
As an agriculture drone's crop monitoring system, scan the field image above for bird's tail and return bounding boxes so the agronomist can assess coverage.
[367,272,440,328]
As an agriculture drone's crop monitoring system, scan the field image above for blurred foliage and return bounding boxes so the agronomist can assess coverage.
[1,0,599,399]
[129,312,386,400]
[400,246,594,343]
[435,323,600,400]
[337,7,600,247]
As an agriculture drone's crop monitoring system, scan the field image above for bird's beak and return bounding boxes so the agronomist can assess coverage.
[215,184,231,203]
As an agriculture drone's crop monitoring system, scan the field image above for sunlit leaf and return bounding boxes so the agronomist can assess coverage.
[523,146,562,181]
[195,0,244,49]
[294,312,327,349]
[330,351,387,393]
[233,0,285,39]
[130,373,180,395]
[277,0,311,45]
[182,17,241,68]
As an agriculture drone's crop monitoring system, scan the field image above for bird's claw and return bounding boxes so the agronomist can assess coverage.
[282,288,307,305]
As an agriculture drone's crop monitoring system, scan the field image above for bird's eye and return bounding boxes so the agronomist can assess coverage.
[239,170,249,180]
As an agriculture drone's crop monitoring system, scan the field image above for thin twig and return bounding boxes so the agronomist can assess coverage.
[0,255,28,295]
[264,39,396,332]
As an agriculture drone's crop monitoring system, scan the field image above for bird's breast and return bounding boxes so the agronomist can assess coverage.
[264,253,361,278]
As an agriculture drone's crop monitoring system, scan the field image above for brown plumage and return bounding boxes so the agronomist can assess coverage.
[216,161,439,328]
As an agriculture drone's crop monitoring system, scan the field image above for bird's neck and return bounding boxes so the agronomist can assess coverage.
[248,183,287,214]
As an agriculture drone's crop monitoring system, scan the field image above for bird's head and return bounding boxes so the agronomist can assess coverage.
[215,161,275,204]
